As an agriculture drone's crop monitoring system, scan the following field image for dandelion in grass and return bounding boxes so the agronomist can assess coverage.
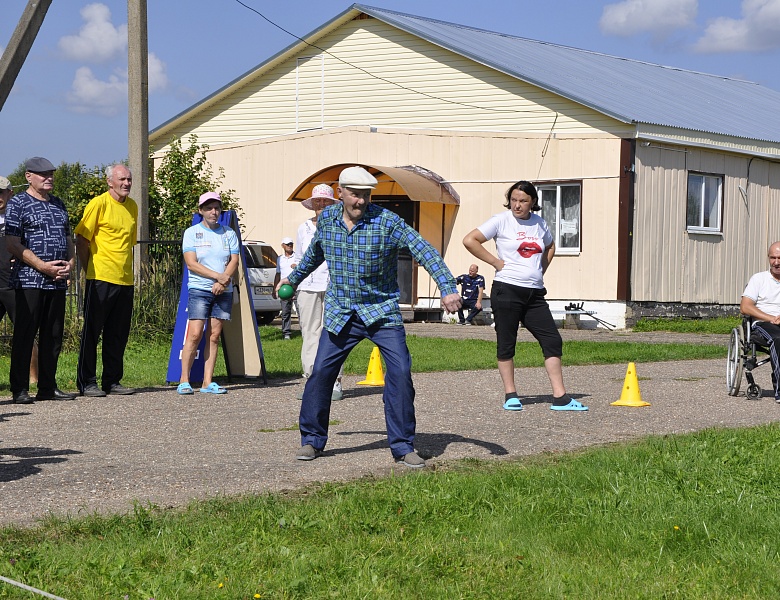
[674,525,680,531]
[218,582,224,588]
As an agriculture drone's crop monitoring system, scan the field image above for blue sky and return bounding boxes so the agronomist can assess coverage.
[2,0,780,171]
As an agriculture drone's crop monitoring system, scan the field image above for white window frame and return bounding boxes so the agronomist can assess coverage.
[538,182,581,255]
[686,172,723,234]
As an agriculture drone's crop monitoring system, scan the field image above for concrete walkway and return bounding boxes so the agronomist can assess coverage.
[2,325,773,528]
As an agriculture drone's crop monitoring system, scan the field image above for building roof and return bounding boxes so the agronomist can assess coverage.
[152,3,780,145]
[357,4,780,144]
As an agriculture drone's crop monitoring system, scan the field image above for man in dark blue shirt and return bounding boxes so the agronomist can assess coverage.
[456,264,485,325]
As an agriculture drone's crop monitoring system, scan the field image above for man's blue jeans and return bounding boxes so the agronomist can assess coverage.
[300,316,416,459]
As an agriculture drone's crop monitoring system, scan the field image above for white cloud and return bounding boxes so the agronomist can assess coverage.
[66,53,168,116]
[58,3,127,63]
[694,0,780,52]
[66,66,126,116]
[148,53,169,92]
[600,0,698,36]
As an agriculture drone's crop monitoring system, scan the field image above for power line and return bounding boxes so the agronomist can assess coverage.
[231,0,550,116]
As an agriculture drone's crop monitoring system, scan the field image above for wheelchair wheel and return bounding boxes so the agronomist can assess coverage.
[747,383,762,401]
[726,327,743,396]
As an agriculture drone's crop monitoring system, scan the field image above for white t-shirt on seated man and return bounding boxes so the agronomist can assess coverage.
[740,241,780,402]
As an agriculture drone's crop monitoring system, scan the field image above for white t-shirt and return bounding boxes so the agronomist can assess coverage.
[276,253,296,279]
[742,270,780,316]
[477,211,553,289]
[181,222,239,293]
[294,218,330,292]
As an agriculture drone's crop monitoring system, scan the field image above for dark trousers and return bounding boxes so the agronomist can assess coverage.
[77,280,133,392]
[751,321,780,399]
[458,301,482,324]
[280,297,294,335]
[300,315,416,459]
[10,288,65,394]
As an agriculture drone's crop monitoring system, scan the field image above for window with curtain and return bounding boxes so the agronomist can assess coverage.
[539,183,581,254]
[686,173,722,233]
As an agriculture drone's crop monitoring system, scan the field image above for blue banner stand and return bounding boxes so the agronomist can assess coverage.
[166,210,267,385]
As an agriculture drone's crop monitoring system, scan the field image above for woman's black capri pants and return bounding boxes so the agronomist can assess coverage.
[491,280,563,360]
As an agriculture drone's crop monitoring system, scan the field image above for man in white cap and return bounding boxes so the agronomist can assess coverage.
[279,166,462,468]
[294,183,343,400]
[273,236,296,340]
[6,157,76,404]
[75,164,138,397]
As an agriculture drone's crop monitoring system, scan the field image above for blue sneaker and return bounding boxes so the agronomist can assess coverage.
[550,398,588,411]
[503,397,523,411]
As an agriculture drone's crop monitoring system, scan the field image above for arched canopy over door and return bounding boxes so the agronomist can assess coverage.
[287,164,459,319]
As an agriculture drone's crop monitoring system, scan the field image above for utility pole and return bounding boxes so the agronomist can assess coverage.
[127,0,149,273]
[0,0,53,111]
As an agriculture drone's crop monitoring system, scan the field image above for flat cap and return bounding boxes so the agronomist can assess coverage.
[339,166,377,190]
[0,176,11,191]
[25,157,56,173]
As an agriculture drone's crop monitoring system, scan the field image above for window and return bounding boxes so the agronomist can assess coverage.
[539,183,581,254]
[686,173,722,233]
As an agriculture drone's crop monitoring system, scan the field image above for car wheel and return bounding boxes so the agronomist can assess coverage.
[256,312,279,325]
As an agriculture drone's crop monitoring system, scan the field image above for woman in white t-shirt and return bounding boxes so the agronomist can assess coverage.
[463,180,587,412]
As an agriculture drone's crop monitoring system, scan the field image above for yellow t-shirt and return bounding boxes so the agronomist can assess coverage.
[74,191,138,286]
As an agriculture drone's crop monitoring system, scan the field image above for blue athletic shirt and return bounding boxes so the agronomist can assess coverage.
[182,221,239,292]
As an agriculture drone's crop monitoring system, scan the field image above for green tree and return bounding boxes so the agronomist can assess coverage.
[149,135,242,242]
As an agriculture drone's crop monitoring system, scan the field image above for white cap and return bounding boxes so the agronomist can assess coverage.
[339,166,377,190]
[281,237,294,245]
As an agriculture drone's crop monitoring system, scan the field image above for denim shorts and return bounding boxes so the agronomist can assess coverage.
[187,288,233,321]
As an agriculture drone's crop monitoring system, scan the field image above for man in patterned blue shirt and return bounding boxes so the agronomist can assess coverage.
[280,166,461,468]
[6,157,76,404]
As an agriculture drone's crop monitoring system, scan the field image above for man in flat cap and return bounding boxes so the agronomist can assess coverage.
[279,166,462,468]
[6,157,76,404]
[75,164,138,397]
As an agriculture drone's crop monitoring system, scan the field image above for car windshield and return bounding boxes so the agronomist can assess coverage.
[244,244,278,269]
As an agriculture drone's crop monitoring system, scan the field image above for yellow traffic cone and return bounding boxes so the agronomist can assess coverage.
[357,346,385,386]
[611,362,650,407]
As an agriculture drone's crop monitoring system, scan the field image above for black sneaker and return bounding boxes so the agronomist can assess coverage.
[12,390,33,404]
[82,384,107,398]
[104,383,136,395]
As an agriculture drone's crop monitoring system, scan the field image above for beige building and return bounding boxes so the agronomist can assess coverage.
[150,4,780,328]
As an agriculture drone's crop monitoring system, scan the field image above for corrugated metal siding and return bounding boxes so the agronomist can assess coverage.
[151,19,629,153]
[359,5,780,144]
[637,124,780,159]
[632,145,780,304]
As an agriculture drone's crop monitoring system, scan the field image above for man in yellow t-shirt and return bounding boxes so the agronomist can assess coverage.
[75,164,138,397]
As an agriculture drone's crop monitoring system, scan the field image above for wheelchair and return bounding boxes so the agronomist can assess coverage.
[726,317,773,400]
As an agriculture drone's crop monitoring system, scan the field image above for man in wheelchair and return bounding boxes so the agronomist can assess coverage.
[740,241,780,403]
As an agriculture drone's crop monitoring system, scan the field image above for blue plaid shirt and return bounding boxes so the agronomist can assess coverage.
[288,203,457,333]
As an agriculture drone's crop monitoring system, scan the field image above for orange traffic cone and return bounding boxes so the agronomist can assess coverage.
[357,346,385,386]
[611,362,650,407]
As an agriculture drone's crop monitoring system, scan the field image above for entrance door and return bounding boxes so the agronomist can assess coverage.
[372,197,417,304]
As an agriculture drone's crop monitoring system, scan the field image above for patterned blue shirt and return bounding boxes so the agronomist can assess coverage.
[6,192,71,290]
[288,203,457,333]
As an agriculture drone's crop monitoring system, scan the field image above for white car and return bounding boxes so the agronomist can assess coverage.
[243,242,282,325]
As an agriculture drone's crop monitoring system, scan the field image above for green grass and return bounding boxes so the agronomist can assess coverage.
[0,330,726,392]
[634,316,740,334]
[2,425,779,598]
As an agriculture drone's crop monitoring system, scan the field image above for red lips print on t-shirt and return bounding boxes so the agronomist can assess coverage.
[518,241,542,258]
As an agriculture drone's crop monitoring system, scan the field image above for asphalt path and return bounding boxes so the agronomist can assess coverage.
[2,324,776,528]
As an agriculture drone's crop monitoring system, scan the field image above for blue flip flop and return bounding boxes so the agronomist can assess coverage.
[550,399,588,411]
[177,383,194,395]
[503,397,523,411]
[200,382,227,394]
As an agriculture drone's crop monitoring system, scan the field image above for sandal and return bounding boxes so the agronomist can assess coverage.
[200,382,227,394]
[502,397,523,411]
[177,383,194,395]
[550,398,588,411]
